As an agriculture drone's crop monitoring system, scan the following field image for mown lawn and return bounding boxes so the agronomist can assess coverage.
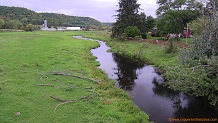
[0,31,150,123]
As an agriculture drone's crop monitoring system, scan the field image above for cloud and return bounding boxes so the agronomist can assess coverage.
[0,0,157,22]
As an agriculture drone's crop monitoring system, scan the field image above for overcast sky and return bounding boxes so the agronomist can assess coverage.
[0,0,158,22]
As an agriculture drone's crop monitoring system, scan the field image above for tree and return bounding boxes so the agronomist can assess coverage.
[165,0,218,106]
[146,16,155,32]
[189,16,209,35]
[111,0,141,38]
[0,19,4,28]
[156,0,203,15]
[136,12,147,33]
[156,0,201,35]
[157,10,200,35]
[7,20,23,29]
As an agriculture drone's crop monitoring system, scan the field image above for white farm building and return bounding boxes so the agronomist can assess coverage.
[66,27,81,31]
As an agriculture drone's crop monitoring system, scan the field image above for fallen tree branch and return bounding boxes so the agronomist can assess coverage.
[37,70,48,82]
[34,84,55,87]
[54,101,76,112]
[78,95,92,100]
[50,96,76,102]
[50,95,92,112]
[84,87,100,95]
[51,71,100,83]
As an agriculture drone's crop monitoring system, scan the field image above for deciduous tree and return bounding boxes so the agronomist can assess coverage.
[156,0,201,35]
[0,19,4,28]
[165,0,218,106]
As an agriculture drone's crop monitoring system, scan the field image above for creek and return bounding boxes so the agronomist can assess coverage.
[74,36,218,123]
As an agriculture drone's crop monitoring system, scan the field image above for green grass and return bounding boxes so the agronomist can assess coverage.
[77,31,179,70]
[180,37,193,45]
[0,31,150,123]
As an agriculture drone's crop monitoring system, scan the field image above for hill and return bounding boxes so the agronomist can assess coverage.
[0,6,104,28]
[103,22,114,27]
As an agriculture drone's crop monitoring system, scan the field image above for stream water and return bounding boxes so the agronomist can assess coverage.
[74,36,218,123]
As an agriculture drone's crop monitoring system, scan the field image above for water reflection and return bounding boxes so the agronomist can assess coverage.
[93,41,218,123]
[74,36,218,123]
[112,53,144,91]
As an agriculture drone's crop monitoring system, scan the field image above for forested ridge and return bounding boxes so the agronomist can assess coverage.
[0,6,104,28]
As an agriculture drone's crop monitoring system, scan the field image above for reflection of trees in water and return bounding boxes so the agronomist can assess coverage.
[112,53,145,91]
[152,78,218,118]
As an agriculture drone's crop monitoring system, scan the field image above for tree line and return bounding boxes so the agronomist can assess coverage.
[111,0,155,39]
[112,0,218,106]
[0,6,106,31]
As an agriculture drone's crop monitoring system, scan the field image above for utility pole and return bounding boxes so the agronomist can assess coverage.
[186,23,188,45]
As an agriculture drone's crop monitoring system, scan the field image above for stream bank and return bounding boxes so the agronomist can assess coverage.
[74,36,218,123]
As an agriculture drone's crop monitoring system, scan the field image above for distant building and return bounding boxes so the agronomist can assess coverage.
[42,19,48,28]
[183,28,191,38]
[66,27,81,31]
[41,20,57,31]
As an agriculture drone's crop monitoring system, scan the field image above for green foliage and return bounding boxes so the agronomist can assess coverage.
[4,20,23,29]
[141,33,147,39]
[0,6,104,28]
[164,39,178,54]
[111,0,155,38]
[189,17,208,35]
[165,0,218,106]
[146,16,155,32]
[156,0,203,15]
[23,24,34,31]
[157,10,200,35]
[156,0,201,35]
[165,57,218,105]
[124,26,141,38]
[0,19,4,28]
[111,0,141,38]
[136,12,147,33]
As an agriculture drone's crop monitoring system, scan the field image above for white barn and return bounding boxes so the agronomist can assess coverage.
[66,27,81,31]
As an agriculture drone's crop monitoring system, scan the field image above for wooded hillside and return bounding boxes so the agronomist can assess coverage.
[0,6,104,28]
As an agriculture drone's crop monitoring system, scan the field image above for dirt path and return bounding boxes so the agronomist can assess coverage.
[129,38,190,48]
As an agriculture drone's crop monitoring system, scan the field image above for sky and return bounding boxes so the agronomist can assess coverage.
[0,0,158,22]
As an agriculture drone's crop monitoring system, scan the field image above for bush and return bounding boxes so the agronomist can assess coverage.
[165,4,218,106]
[141,33,147,39]
[23,24,34,31]
[165,38,177,54]
[124,26,141,38]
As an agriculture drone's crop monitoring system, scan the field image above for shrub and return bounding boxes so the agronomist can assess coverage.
[24,24,34,31]
[124,26,141,38]
[165,38,177,54]
[141,33,147,39]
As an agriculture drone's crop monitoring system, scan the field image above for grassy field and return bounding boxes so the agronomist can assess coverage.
[0,31,150,123]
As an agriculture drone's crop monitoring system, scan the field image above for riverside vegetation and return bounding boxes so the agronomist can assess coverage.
[1,30,217,123]
[77,30,218,107]
[0,31,150,123]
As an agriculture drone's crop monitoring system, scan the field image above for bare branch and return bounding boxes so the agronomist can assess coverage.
[54,101,76,112]
[37,70,48,82]
[50,95,92,112]
[51,71,100,83]
[34,84,54,87]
